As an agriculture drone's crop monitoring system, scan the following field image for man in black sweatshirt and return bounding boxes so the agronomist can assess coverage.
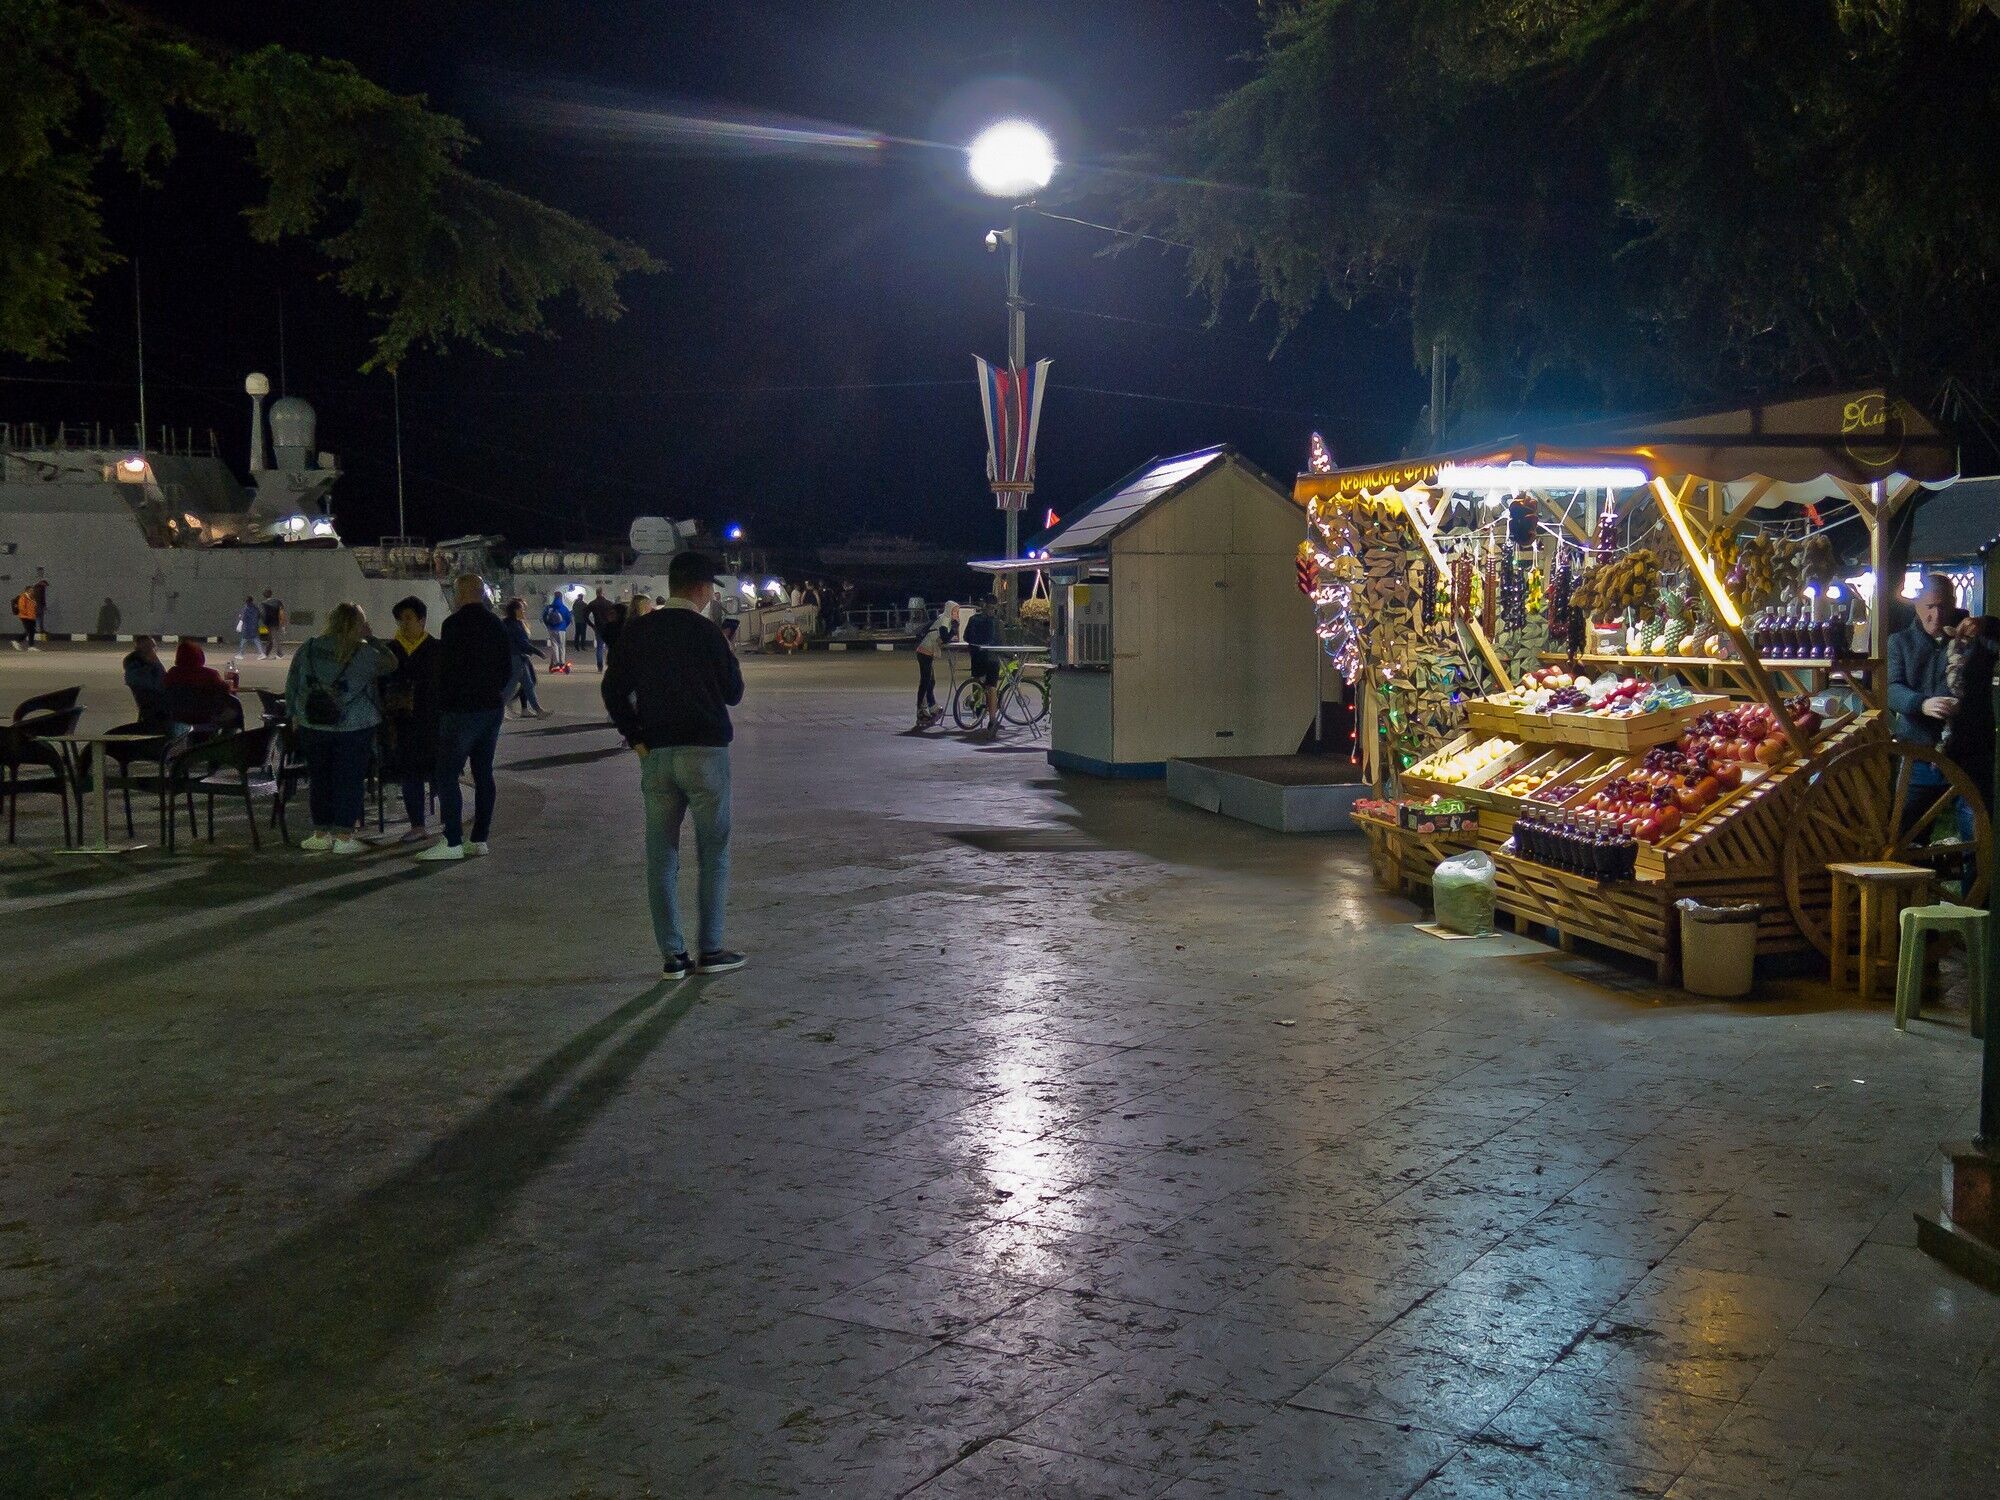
[418,574,514,862]
[602,551,746,980]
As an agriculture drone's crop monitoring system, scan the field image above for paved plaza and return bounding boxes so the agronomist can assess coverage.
[1,645,1997,1498]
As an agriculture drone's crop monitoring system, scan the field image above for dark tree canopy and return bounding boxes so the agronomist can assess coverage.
[1132,1,2000,427]
[0,1,657,369]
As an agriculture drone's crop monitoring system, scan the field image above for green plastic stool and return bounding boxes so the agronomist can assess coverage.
[1895,903,1990,1037]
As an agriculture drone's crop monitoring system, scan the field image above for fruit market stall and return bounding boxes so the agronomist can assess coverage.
[1308,389,1990,984]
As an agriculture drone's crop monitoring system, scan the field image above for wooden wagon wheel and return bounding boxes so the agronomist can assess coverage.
[1781,737,1993,958]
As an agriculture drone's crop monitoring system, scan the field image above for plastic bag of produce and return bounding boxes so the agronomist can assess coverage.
[1433,851,1497,936]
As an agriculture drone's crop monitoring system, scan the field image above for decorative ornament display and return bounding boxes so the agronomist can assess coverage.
[1308,431,1336,474]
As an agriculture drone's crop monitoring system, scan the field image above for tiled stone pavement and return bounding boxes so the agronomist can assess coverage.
[0,649,1996,1496]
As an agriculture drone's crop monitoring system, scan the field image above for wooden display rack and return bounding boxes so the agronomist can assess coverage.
[1377,710,1884,982]
[1293,388,1987,989]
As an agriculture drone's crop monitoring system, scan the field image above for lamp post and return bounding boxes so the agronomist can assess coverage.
[970,120,1056,621]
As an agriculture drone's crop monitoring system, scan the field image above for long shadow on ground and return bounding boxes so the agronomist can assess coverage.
[0,984,696,1496]
[0,862,437,1013]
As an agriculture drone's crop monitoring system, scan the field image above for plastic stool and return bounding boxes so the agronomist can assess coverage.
[1895,903,1990,1037]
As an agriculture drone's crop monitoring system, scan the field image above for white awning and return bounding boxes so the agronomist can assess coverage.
[967,554,1106,573]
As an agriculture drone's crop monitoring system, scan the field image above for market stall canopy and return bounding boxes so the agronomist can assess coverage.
[1295,388,1957,504]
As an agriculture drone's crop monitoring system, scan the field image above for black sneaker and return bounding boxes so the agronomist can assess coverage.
[697,950,747,975]
[661,953,696,982]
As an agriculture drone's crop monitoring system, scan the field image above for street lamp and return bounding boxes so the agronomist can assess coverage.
[968,121,1055,199]
[969,121,1057,618]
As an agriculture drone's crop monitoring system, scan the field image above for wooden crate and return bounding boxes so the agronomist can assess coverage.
[1490,849,1675,978]
[1464,698,1524,738]
[1353,719,1884,989]
[1401,732,1535,806]
[1354,812,1478,894]
[1546,695,1722,751]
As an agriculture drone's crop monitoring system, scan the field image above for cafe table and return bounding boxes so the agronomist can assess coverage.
[38,730,168,854]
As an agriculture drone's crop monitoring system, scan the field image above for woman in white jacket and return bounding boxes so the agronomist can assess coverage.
[913,601,960,727]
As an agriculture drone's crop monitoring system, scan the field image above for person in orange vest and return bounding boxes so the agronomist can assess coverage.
[11,583,38,651]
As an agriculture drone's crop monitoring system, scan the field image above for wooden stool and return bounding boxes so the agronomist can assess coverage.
[1896,903,1991,1037]
[1828,862,1937,1003]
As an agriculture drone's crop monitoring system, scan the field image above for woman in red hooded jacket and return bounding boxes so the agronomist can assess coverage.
[163,640,241,732]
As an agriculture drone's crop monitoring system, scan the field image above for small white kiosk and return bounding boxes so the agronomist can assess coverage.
[1026,445,1319,777]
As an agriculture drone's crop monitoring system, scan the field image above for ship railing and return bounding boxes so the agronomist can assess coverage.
[0,422,218,457]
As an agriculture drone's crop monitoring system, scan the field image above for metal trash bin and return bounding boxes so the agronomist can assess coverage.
[1677,898,1761,997]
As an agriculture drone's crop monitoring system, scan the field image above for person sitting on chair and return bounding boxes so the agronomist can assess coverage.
[123,636,170,730]
[163,641,241,735]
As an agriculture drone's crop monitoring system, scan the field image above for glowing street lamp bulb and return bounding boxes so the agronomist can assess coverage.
[725,524,744,542]
[968,121,1056,198]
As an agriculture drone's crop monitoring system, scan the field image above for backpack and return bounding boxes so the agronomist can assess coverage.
[12,591,30,620]
[302,643,357,728]
[542,602,566,630]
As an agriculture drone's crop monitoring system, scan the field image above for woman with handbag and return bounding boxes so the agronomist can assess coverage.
[284,602,394,852]
[383,596,444,841]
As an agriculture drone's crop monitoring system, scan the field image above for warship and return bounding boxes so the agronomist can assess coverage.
[0,372,817,648]
[0,373,453,642]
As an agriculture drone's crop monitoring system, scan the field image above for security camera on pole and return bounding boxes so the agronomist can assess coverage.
[970,120,1056,623]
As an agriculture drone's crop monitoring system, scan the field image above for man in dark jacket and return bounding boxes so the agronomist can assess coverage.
[418,575,513,861]
[588,588,617,671]
[1888,573,1972,838]
[602,551,746,980]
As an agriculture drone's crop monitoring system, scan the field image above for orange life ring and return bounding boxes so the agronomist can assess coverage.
[774,622,804,653]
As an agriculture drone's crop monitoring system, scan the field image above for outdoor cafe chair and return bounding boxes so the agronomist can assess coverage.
[166,724,277,852]
[97,722,189,843]
[10,686,82,722]
[2,706,84,845]
[269,722,310,843]
[253,688,288,726]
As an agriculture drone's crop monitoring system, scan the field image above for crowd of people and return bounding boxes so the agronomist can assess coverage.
[104,558,752,977]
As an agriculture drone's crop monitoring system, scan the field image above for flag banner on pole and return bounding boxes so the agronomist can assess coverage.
[975,355,1050,510]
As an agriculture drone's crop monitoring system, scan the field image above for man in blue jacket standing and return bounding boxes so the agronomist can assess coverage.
[541,591,573,670]
[602,551,747,980]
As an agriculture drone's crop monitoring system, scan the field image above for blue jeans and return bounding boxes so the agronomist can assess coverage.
[1903,761,1976,844]
[434,708,502,846]
[594,634,607,670]
[303,726,372,831]
[642,746,731,959]
[508,657,541,713]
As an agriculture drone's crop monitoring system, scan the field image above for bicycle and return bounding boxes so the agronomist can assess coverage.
[952,656,1049,730]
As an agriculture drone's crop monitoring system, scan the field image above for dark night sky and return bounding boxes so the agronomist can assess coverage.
[3,2,1427,557]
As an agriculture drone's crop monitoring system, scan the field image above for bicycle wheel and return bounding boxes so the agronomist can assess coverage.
[1002,675,1048,726]
[952,679,988,729]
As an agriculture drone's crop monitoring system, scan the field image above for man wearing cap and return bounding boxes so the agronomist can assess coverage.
[601,551,747,981]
